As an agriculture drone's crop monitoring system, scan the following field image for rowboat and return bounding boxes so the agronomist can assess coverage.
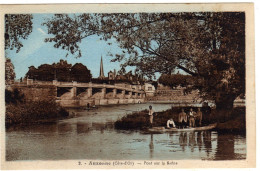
[84,108,96,110]
[84,106,98,110]
[147,123,217,133]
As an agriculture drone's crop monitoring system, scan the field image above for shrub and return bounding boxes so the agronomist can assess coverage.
[5,100,69,127]
[5,88,24,104]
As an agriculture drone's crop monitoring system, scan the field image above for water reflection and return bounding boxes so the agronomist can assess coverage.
[188,132,196,152]
[6,124,58,134]
[76,122,91,134]
[197,132,203,151]
[6,104,246,161]
[179,132,187,152]
[149,134,154,159]
[215,133,235,160]
[203,131,212,157]
[57,122,72,134]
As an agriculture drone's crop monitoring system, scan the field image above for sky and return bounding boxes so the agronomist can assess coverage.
[6,14,136,80]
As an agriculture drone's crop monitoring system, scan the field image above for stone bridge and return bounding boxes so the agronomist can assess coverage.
[24,79,145,107]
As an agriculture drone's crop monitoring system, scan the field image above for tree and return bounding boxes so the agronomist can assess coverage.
[25,60,92,82]
[26,64,54,81]
[158,74,193,88]
[5,58,16,85]
[5,88,24,104]
[5,14,33,53]
[43,13,245,110]
[71,63,92,82]
[53,60,72,82]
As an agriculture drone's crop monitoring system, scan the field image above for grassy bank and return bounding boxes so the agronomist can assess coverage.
[115,107,245,132]
[6,100,69,127]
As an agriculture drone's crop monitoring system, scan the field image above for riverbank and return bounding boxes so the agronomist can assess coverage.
[115,107,245,132]
[5,100,69,128]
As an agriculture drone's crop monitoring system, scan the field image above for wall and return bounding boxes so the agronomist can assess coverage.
[12,85,56,102]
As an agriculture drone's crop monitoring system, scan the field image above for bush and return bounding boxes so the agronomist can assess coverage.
[115,110,150,129]
[5,88,24,104]
[6,100,69,127]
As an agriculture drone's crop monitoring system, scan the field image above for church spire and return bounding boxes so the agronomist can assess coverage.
[99,55,105,79]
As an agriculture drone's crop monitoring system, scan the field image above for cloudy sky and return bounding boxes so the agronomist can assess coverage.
[6,14,132,79]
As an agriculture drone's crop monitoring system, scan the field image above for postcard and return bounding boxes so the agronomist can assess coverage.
[0,3,255,169]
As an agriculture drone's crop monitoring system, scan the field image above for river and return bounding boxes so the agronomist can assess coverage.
[6,103,246,161]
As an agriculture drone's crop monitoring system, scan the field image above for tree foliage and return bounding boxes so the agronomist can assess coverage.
[43,13,245,109]
[43,14,99,58]
[158,74,193,88]
[5,14,33,53]
[5,88,24,104]
[71,63,92,82]
[5,58,16,85]
[26,60,92,82]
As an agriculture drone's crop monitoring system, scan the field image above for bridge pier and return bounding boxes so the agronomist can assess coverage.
[134,92,138,98]
[113,88,117,98]
[72,87,77,99]
[129,91,132,98]
[121,90,125,99]
[87,87,92,97]
[101,88,106,99]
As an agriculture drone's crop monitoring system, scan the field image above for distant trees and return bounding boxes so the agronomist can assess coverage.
[158,74,194,88]
[25,60,92,82]
[71,63,92,82]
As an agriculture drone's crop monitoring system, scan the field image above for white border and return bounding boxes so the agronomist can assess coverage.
[0,1,258,171]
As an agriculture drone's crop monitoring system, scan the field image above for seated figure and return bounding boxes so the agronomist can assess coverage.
[167,118,176,128]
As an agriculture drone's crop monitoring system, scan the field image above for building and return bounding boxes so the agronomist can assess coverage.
[95,55,144,85]
[108,69,116,80]
[144,83,156,96]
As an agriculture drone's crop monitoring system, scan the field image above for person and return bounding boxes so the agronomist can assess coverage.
[178,108,187,128]
[166,118,176,128]
[196,108,203,126]
[87,103,90,109]
[148,105,154,127]
[189,108,196,127]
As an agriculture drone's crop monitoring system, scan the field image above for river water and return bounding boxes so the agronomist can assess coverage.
[6,103,246,161]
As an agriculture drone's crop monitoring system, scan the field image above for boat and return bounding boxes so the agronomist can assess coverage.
[84,107,98,110]
[147,123,217,133]
[84,105,98,110]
